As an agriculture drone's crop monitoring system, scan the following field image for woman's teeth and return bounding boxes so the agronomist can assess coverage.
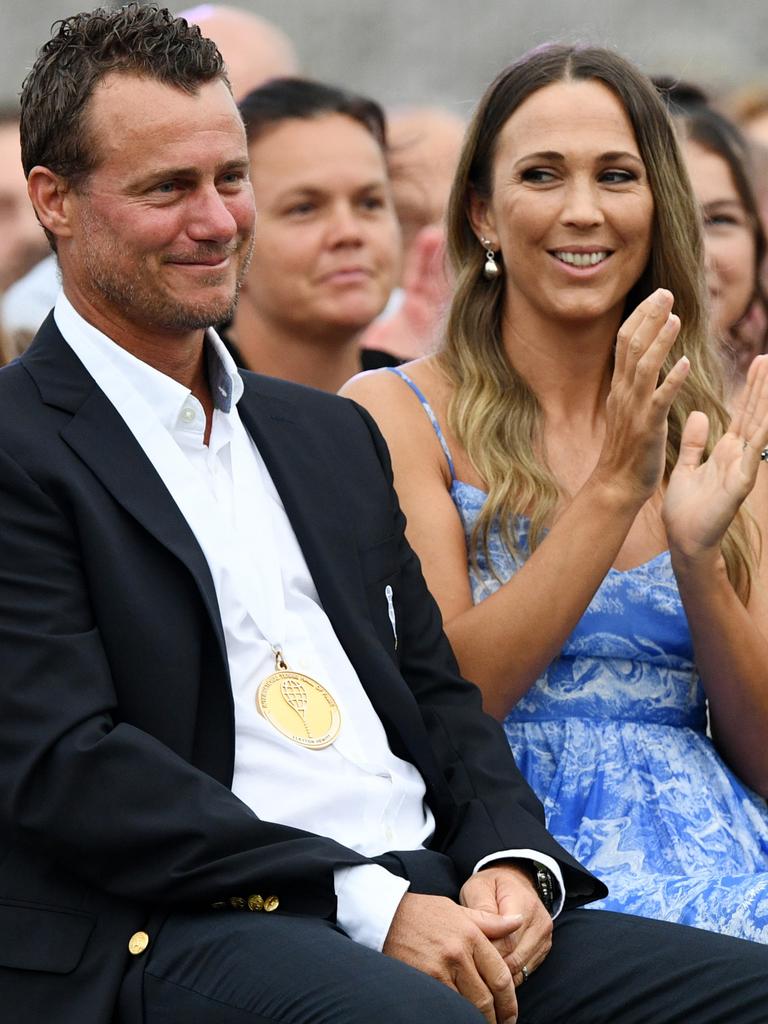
[554,251,610,267]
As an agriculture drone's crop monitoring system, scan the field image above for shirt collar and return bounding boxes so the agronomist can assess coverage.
[54,292,244,433]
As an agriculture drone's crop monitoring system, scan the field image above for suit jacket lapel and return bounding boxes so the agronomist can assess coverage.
[21,316,227,657]
[236,384,369,629]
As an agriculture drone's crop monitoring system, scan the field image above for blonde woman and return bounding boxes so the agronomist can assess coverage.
[343,44,768,942]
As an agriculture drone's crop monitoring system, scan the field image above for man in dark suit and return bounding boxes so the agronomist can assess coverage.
[2,6,767,1024]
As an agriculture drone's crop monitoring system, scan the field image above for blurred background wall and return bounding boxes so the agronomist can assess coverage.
[2,0,768,113]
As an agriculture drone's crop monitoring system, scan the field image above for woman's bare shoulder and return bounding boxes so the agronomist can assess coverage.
[340,356,446,418]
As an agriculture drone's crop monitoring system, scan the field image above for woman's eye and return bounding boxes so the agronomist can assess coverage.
[704,212,744,228]
[287,202,315,216]
[521,168,556,183]
[360,195,385,210]
[600,170,635,184]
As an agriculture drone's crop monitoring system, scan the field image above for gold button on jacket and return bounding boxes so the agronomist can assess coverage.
[247,894,264,912]
[128,931,150,956]
[263,895,280,913]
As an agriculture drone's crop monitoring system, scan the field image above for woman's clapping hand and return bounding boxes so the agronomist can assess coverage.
[593,288,690,506]
[663,353,768,564]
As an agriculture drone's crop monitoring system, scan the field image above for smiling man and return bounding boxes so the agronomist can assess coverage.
[1,6,768,1024]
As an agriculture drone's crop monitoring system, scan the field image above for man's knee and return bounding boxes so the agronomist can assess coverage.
[142,910,486,1024]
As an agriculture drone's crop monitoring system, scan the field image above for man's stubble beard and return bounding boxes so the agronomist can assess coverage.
[79,212,255,333]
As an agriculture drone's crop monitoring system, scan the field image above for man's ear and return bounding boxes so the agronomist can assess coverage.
[27,166,75,241]
[467,188,497,249]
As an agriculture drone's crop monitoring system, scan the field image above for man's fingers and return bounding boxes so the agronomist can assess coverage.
[461,937,517,1024]
[465,906,524,940]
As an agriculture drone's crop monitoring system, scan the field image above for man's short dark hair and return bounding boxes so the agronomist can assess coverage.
[238,78,387,152]
[20,3,228,184]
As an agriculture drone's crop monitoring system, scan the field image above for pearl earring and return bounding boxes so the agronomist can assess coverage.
[480,237,500,279]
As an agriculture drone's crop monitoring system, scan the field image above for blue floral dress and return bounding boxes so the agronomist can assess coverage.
[389,367,768,942]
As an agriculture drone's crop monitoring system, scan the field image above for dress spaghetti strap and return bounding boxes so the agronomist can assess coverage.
[385,367,456,482]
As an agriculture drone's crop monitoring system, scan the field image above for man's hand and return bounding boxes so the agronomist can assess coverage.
[460,864,553,987]
[382,891,523,1023]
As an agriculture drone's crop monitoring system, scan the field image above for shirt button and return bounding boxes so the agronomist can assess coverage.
[384,825,395,843]
[181,407,196,423]
[128,931,150,955]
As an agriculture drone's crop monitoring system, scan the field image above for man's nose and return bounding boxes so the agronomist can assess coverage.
[186,185,239,243]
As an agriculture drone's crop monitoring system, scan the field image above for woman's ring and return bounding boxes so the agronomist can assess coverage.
[762,448,768,462]
[521,964,530,983]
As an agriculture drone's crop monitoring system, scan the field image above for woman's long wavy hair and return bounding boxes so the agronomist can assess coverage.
[439,44,755,600]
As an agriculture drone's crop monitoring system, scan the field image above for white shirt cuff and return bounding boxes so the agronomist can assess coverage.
[473,848,566,918]
[334,864,411,951]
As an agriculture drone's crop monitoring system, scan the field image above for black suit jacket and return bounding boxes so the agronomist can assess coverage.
[0,316,604,1023]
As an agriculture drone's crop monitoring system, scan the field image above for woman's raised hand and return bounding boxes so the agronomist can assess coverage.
[663,354,768,563]
[593,288,690,506]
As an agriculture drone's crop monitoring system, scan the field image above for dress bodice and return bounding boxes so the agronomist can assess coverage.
[452,480,706,731]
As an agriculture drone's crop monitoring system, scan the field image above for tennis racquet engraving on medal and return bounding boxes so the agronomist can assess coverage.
[257,651,341,749]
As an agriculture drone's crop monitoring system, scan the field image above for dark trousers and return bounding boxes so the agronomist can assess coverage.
[137,905,768,1023]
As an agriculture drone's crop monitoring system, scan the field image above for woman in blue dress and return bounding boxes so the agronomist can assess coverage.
[343,44,768,943]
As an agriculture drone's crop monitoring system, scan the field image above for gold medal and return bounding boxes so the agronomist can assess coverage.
[256,649,341,749]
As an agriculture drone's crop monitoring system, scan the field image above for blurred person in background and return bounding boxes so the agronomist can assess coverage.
[179,3,299,100]
[727,85,768,152]
[225,78,402,391]
[344,43,768,943]
[361,107,465,361]
[0,108,47,295]
[658,80,768,401]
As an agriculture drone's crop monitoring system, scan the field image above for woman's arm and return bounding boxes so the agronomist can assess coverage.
[344,290,689,718]
[663,356,768,795]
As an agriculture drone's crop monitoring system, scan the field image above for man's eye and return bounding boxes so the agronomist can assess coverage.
[154,181,177,194]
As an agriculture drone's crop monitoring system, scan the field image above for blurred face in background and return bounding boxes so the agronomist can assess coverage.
[0,119,48,292]
[242,113,401,342]
[681,138,756,337]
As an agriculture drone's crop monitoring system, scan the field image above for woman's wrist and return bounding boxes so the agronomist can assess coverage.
[669,544,728,583]
[582,471,648,520]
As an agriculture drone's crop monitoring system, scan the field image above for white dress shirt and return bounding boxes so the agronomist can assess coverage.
[54,292,564,952]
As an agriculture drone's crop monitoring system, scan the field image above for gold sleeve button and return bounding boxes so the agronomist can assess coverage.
[229,896,247,910]
[247,894,264,912]
[128,931,150,956]
[263,895,279,913]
